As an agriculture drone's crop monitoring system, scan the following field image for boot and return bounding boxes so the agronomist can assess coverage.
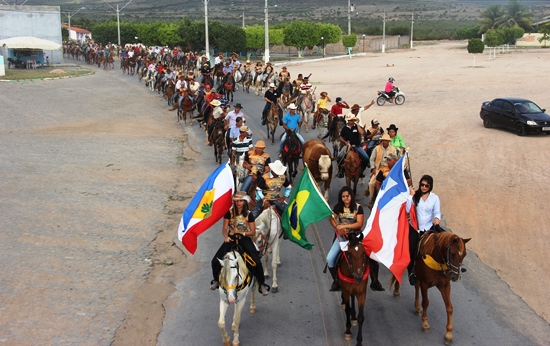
[337,165,344,179]
[261,113,267,126]
[328,267,340,292]
[210,280,219,290]
[369,260,385,291]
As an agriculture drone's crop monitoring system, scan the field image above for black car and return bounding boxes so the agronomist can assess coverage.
[479,98,550,136]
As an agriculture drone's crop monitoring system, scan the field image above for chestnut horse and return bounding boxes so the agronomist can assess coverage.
[302,139,332,201]
[338,231,369,346]
[342,147,361,196]
[265,103,280,145]
[414,232,471,345]
[178,90,194,125]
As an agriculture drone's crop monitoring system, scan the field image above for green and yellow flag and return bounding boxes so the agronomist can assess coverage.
[281,165,333,250]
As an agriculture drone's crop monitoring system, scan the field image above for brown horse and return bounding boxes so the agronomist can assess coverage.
[343,147,361,196]
[265,103,280,145]
[281,130,301,181]
[223,74,235,102]
[210,119,225,164]
[338,231,369,346]
[414,232,471,345]
[178,90,194,125]
[280,77,293,105]
[164,79,176,106]
[302,139,332,201]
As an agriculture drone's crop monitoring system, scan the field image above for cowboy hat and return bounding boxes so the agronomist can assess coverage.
[210,99,221,107]
[232,191,251,202]
[320,91,327,97]
[380,133,391,141]
[268,160,287,176]
[239,125,249,132]
[269,83,276,88]
[387,124,399,132]
[371,119,380,126]
[234,103,243,108]
[255,140,266,148]
[344,113,357,121]
[287,103,298,110]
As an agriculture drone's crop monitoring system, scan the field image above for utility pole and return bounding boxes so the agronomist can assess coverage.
[410,12,414,49]
[64,7,85,42]
[347,0,351,35]
[104,0,133,47]
[264,0,270,62]
[202,0,210,60]
[382,10,386,53]
[242,11,245,29]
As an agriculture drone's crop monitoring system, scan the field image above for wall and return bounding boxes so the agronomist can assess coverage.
[0,5,62,64]
[516,33,549,47]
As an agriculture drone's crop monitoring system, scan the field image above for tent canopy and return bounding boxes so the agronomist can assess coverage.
[0,36,62,50]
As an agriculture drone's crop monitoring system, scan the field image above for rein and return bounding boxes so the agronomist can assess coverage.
[421,233,464,277]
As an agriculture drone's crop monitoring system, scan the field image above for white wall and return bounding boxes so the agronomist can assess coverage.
[0,5,63,64]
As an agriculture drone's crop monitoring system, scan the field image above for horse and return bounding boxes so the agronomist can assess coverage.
[217,250,256,346]
[414,232,471,345]
[280,78,293,106]
[316,109,330,140]
[106,52,115,70]
[302,139,332,201]
[297,89,316,133]
[164,79,176,106]
[342,147,361,196]
[281,130,302,181]
[121,57,129,74]
[128,56,136,75]
[210,119,225,164]
[338,231,369,346]
[265,103,280,145]
[178,90,194,125]
[241,71,253,93]
[213,64,225,87]
[233,154,248,191]
[254,205,282,293]
[223,74,235,102]
[330,117,346,157]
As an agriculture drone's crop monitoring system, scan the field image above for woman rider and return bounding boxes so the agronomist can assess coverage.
[210,191,270,296]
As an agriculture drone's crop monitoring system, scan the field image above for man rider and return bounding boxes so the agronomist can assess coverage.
[278,103,305,158]
[262,83,283,126]
[240,140,271,194]
[336,113,369,179]
[366,133,397,209]
[251,160,292,219]
[322,96,350,140]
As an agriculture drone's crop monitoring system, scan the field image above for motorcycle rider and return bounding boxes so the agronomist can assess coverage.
[385,77,396,103]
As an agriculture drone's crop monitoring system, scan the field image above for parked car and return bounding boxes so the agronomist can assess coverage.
[480,98,550,136]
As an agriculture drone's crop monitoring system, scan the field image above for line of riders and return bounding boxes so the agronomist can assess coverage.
[71,43,415,296]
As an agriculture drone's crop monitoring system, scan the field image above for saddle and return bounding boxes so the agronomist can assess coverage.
[283,131,301,155]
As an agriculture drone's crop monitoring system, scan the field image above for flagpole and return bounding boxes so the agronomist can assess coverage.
[404,149,413,185]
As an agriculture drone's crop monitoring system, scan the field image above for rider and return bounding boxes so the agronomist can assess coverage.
[240,140,271,194]
[365,119,384,156]
[387,124,406,155]
[336,114,369,179]
[278,66,290,80]
[251,160,292,219]
[200,61,212,87]
[322,97,350,140]
[350,101,376,128]
[278,103,306,158]
[230,126,253,167]
[366,134,397,209]
[261,83,283,126]
[326,186,365,291]
[210,191,269,296]
[206,99,224,146]
[263,62,274,87]
[312,91,331,130]
[253,61,263,85]
[224,103,246,145]
[385,77,396,103]
[296,75,312,109]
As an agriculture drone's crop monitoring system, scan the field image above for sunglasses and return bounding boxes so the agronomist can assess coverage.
[420,183,430,188]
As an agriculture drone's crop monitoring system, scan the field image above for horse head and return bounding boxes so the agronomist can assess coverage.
[318,154,332,181]
[345,231,368,283]
[218,250,249,304]
[270,104,279,122]
[443,234,470,282]
[421,232,471,282]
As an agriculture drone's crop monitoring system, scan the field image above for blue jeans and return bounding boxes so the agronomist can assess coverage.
[240,175,254,193]
[279,132,305,154]
[251,200,287,219]
[337,145,369,167]
[326,236,345,268]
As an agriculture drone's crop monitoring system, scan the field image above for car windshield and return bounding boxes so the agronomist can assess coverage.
[514,101,542,114]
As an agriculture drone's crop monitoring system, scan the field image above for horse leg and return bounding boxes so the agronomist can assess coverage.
[356,293,366,346]
[232,298,246,346]
[350,295,358,326]
[439,283,454,345]
[249,282,257,314]
[414,281,422,315]
[420,284,431,333]
[218,301,231,346]
[271,229,280,293]
[189,110,193,126]
[343,292,353,341]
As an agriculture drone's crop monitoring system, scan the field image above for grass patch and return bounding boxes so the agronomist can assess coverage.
[0,66,92,81]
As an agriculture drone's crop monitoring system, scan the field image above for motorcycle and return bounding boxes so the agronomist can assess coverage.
[7,58,26,69]
[376,87,405,106]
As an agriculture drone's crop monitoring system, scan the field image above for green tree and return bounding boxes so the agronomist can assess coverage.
[136,22,162,46]
[467,38,484,66]
[270,29,284,47]
[157,23,181,47]
[538,27,550,47]
[283,20,320,58]
[479,5,505,34]
[244,25,264,59]
[504,0,532,32]
[342,34,357,49]
[455,27,481,40]
[497,26,524,45]
[484,29,502,47]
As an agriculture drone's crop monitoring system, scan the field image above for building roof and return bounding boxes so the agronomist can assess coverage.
[61,24,91,34]
[533,16,550,27]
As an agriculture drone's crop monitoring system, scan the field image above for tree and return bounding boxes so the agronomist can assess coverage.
[538,27,550,48]
[455,27,481,40]
[479,5,505,34]
[157,23,181,47]
[497,26,524,45]
[316,23,342,55]
[244,25,263,59]
[467,38,484,67]
[342,35,357,49]
[283,21,320,58]
[504,0,532,32]
[484,29,502,47]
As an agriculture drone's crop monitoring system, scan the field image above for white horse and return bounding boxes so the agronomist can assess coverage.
[233,154,248,191]
[254,72,280,96]
[254,205,282,293]
[218,250,256,346]
[297,88,316,133]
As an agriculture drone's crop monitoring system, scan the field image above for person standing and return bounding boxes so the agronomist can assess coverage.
[406,175,441,286]
[210,191,269,296]
[326,186,365,291]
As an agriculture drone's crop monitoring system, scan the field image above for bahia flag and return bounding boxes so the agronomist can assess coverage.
[281,165,333,250]
[177,162,234,254]
[362,153,411,283]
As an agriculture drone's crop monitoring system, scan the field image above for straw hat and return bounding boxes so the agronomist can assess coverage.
[380,133,391,141]
[233,191,251,202]
[344,113,357,121]
[255,140,266,148]
[268,160,287,176]
[210,99,221,107]
[287,103,298,110]
[239,125,249,132]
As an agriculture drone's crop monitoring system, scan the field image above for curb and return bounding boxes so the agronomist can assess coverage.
[0,69,95,82]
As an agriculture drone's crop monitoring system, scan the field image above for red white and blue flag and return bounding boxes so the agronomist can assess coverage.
[178,162,234,254]
[362,153,411,283]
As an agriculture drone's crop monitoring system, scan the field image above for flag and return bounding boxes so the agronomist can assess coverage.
[177,162,234,254]
[362,153,411,283]
[281,165,333,250]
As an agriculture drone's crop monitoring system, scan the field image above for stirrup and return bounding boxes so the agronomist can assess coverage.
[329,280,341,292]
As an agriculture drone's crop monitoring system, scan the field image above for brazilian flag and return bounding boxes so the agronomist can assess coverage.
[281,165,333,250]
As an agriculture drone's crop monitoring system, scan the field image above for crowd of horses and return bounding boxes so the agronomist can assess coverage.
[63,49,471,346]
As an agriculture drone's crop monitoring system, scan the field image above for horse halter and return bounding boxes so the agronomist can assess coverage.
[425,234,465,280]
[220,250,251,301]
[339,232,369,283]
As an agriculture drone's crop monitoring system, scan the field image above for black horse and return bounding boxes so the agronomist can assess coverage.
[281,130,302,181]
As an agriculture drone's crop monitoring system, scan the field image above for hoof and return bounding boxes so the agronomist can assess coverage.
[444,337,453,346]
[415,309,422,316]
[344,333,352,341]
[422,327,431,334]
[393,292,400,298]
[351,319,358,327]
[232,343,240,346]
[223,341,231,346]
[271,286,278,293]
[249,307,256,314]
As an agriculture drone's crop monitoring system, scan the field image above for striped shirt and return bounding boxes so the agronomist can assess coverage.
[232,136,253,157]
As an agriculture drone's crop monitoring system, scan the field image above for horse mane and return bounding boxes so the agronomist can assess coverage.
[421,232,459,255]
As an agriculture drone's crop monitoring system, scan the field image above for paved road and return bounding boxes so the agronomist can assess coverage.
[155,78,550,345]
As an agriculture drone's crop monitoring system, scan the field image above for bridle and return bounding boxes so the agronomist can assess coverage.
[337,232,369,283]
[220,250,252,301]
[422,233,465,280]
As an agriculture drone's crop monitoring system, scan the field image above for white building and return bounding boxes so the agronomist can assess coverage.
[61,24,92,43]
[0,5,62,64]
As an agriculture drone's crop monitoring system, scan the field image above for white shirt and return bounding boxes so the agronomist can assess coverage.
[224,110,246,129]
[214,56,223,65]
[175,79,186,90]
[406,192,442,231]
